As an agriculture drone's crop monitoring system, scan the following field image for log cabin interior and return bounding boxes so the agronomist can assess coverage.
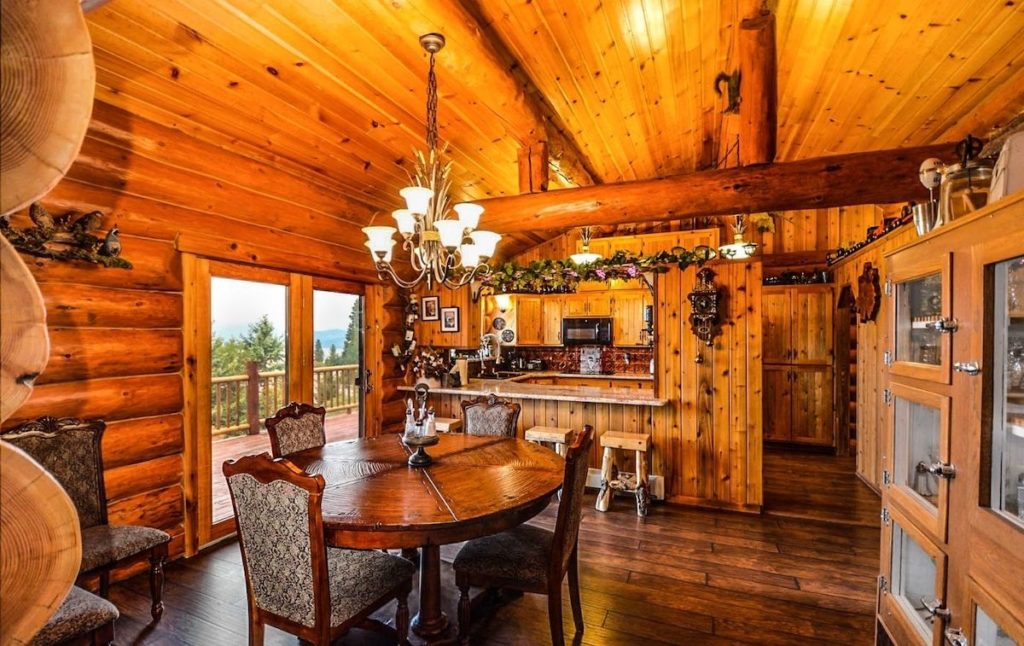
[2,0,1024,645]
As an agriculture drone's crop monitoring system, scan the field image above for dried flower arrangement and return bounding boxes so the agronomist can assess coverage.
[410,347,451,381]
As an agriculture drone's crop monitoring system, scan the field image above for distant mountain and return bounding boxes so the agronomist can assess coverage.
[314,328,348,351]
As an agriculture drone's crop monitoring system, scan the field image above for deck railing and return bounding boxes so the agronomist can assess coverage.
[211,362,359,438]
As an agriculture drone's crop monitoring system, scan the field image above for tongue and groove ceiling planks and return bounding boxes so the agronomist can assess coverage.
[84,0,1024,254]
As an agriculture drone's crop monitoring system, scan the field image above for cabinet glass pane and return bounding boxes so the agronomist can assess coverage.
[895,273,943,365]
[975,604,1017,646]
[991,256,1024,525]
[890,520,937,632]
[894,397,941,507]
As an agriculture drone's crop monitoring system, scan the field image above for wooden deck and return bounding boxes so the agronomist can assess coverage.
[107,462,880,645]
[211,412,360,522]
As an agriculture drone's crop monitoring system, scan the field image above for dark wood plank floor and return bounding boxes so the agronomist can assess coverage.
[763,447,881,527]
[107,486,880,645]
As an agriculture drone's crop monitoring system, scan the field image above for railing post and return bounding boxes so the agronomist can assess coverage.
[246,361,260,435]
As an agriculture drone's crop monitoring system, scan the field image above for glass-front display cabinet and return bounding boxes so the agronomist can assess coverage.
[989,256,1024,525]
[887,383,952,543]
[880,506,947,646]
[890,253,953,384]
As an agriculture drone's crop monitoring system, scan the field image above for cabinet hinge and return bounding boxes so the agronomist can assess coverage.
[878,575,888,593]
[880,507,890,526]
[883,469,891,486]
[944,627,968,646]
[884,279,893,296]
[883,389,893,406]
[883,350,893,367]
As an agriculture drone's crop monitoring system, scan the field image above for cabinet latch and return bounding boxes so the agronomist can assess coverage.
[883,389,893,406]
[884,279,893,296]
[882,469,891,486]
[927,462,956,479]
[922,597,951,621]
[953,361,981,376]
[878,575,888,593]
[944,627,968,646]
[883,350,893,367]
[880,507,890,526]
[924,317,958,333]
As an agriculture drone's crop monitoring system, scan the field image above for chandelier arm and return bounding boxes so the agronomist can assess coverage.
[375,261,428,290]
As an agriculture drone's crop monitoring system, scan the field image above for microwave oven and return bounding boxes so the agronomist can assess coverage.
[562,317,613,345]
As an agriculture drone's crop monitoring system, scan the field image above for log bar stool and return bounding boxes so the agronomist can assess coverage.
[595,432,652,516]
[524,426,575,457]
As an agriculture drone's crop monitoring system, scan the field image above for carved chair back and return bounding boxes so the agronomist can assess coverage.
[223,453,332,635]
[460,395,521,438]
[549,426,594,580]
[265,402,327,458]
[1,417,107,528]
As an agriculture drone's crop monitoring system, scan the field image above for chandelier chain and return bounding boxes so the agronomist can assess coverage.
[426,52,439,152]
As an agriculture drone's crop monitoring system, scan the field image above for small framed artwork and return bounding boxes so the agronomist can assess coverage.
[440,306,460,333]
[421,296,439,321]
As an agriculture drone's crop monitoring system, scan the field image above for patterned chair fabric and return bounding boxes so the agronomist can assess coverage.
[266,402,327,457]
[228,473,319,626]
[326,548,415,627]
[30,586,118,646]
[461,395,521,438]
[80,525,171,573]
[452,523,552,586]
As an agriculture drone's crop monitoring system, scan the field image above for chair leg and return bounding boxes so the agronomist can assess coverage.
[396,587,410,645]
[457,583,472,645]
[98,571,110,598]
[547,585,565,646]
[149,543,168,621]
[567,549,584,635]
[248,616,264,646]
[91,619,115,645]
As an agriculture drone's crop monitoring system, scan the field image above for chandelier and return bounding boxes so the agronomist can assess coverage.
[718,214,758,260]
[362,33,501,290]
[569,226,602,265]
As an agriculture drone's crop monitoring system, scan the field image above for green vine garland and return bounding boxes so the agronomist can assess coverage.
[480,246,716,294]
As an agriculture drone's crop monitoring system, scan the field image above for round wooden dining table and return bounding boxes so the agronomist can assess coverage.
[288,432,565,639]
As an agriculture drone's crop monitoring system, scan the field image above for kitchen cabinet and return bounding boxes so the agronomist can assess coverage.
[562,294,610,317]
[763,365,833,445]
[762,285,834,364]
[611,289,653,347]
[542,298,562,345]
[877,193,1024,646]
[515,295,543,345]
[763,366,793,441]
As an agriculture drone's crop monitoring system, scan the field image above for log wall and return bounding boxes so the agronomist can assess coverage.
[2,101,402,569]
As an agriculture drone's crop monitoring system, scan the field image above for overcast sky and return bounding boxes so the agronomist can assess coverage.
[211,277,358,336]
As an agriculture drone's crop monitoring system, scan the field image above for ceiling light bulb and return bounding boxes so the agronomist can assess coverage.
[453,202,484,231]
[400,186,433,215]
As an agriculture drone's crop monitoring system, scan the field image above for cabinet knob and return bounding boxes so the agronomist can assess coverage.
[921,597,951,621]
[925,461,956,479]
[925,318,958,333]
[953,361,981,376]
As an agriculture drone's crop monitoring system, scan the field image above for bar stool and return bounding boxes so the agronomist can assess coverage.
[595,431,652,516]
[524,426,574,456]
[434,417,462,433]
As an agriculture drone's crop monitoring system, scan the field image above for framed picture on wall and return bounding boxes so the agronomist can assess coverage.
[440,306,460,333]
[422,296,439,321]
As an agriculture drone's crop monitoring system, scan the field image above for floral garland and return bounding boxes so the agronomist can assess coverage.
[479,246,715,294]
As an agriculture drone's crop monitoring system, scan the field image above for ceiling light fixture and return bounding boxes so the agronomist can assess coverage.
[362,33,500,290]
[718,215,758,260]
[569,226,602,265]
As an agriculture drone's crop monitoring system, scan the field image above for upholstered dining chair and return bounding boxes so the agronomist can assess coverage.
[460,394,521,438]
[453,425,595,646]
[265,402,327,458]
[29,586,119,646]
[223,453,414,645]
[1,417,169,621]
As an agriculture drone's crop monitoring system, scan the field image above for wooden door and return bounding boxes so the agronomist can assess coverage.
[791,286,834,364]
[790,366,834,446]
[612,290,644,346]
[541,298,562,346]
[516,295,542,345]
[763,367,793,441]
[762,288,792,363]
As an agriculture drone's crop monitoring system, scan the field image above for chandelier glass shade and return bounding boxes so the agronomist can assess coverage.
[362,33,500,290]
[717,215,758,260]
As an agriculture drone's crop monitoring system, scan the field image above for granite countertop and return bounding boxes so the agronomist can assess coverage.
[398,373,667,407]
[505,371,654,382]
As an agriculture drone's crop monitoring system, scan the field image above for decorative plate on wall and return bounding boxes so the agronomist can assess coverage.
[501,329,515,343]
[492,317,506,331]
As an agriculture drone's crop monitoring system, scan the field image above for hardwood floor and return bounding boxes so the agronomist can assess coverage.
[763,447,881,527]
[107,490,879,645]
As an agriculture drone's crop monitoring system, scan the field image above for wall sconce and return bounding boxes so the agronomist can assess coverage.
[494,293,512,313]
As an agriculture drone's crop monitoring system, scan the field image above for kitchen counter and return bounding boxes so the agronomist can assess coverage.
[505,371,653,382]
[399,373,666,406]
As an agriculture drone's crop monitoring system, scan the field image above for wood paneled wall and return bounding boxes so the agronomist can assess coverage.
[831,227,918,492]
[2,101,402,567]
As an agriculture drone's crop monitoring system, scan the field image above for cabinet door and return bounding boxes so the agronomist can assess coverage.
[879,505,948,646]
[889,252,953,384]
[542,298,562,346]
[588,295,611,316]
[563,295,589,317]
[612,290,643,346]
[791,287,834,365]
[886,383,951,544]
[762,289,792,363]
[763,367,793,441]
[790,366,835,446]
[516,296,542,345]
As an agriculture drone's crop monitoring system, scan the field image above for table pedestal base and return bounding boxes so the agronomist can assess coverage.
[411,544,448,638]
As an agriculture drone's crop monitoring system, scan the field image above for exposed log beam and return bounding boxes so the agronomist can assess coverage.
[738,9,777,165]
[477,143,959,234]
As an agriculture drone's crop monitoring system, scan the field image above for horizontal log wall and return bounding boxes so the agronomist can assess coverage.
[2,101,400,572]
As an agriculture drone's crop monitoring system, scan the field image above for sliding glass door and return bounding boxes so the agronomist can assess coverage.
[312,282,364,444]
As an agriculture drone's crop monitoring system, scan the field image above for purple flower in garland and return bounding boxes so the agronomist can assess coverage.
[594,268,606,279]
[624,264,638,277]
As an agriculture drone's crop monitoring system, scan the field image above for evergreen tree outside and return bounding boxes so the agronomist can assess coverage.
[340,301,361,365]
[314,338,325,365]
[241,314,285,371]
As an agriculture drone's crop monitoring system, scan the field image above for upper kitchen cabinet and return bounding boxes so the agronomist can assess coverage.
[887,250,953,385]
[611,289,653,347]
[762,285,834,365]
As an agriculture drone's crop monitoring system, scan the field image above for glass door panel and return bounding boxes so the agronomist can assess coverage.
[889,252,952,384]
[880,508,946,646]
[209,276,289,524]
[888,383,951,542]
[989,256,1024,526]
[975,604,1018,646]
[312,289,363,442]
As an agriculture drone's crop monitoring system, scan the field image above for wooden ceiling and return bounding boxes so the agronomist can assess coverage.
[84,0,1024,238]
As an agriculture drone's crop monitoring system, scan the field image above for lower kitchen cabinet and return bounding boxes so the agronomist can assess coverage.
[763,365,834,446]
